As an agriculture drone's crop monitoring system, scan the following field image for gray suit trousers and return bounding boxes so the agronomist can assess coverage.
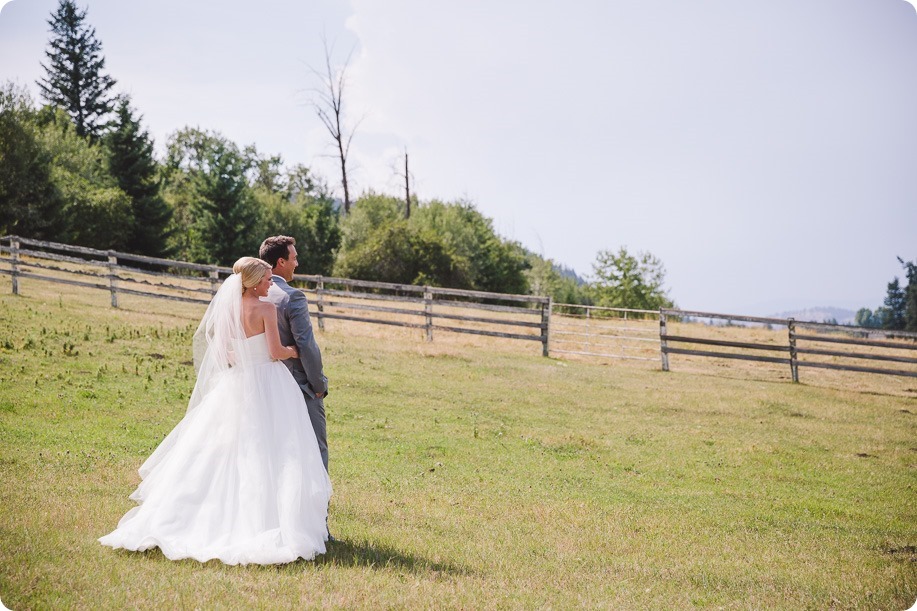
[306,394,328,472]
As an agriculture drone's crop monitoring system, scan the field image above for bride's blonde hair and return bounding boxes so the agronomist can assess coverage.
[232,257,271,293]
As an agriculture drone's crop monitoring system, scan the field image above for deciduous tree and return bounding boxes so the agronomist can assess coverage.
[0,83,65,239]
[37,106,131,249]
[409,200,529,294]
[590,247,675,311]
[334,222,468,288]
[255,164,340,276]
[309,38,360,214]
[163,128,260,265]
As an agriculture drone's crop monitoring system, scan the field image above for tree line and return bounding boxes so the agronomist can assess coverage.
[855,258,917,332]
[0,0,676,312]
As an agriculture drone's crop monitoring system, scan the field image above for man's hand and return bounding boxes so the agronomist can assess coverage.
[314,391,326,399]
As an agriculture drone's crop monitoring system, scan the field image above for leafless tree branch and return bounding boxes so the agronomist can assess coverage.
[308,35,359,214]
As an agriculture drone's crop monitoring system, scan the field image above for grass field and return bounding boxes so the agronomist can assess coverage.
[0,278,915,609]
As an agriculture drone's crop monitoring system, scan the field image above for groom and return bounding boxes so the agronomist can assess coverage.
[259,236,330,472]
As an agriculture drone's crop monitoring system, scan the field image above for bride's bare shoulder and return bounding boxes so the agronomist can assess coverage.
[256,299,278,316]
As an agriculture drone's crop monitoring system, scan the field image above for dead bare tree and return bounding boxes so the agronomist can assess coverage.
[309,38,360,215]
[402,148,412,219]
[388,146,415,219]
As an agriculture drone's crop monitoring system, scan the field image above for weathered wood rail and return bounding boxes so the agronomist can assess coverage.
[549,303,659,361]
[0,235,550,354]
[299,275,549,352]
[2,235,915,385]
[0,235,229,306]
[660,309,917,380]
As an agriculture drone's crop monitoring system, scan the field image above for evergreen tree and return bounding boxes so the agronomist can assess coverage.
[38,0,116,141]
[106,96,172,257]
[898,257,917,332]
[882,277,907,330]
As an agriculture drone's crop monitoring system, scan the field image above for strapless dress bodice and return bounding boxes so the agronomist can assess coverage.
[233,333,272,366]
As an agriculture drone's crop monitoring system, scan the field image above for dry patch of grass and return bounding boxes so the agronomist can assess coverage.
[0,279,915,609]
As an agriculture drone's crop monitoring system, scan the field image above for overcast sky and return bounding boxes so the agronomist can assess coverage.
[2,0,915,315]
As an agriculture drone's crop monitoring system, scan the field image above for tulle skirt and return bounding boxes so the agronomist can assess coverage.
[99,357,331,565]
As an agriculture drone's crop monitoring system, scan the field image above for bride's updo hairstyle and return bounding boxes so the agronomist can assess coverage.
[232,257,271,293]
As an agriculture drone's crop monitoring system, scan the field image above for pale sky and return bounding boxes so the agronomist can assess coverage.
[1,0,915,315]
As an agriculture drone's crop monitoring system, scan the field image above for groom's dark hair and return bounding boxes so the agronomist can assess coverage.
[259,235,296,268]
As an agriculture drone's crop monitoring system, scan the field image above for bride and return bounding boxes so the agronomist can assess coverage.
[99,257,332,565]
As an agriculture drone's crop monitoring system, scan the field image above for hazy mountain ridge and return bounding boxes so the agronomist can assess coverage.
[768,307,857,325]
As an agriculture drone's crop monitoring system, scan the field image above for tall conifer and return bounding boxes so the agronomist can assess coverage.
[897,257,917,332]
[106,96,172,257]
[38,0,116,140]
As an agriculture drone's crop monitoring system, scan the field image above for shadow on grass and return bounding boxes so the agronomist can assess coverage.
[313,537,468,575]
[122,538,468,576]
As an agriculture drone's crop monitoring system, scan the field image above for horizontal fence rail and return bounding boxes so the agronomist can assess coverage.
[660,308,917,381]
[549,303,659,361]
[0,235,550,354]
[298,275,549,352]
[791,321,917,378]
[2,235,916,387]
[0,236,231,306]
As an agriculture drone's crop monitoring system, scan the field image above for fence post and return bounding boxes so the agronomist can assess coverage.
[621,308,627,359]
[10,237,20,295]
[659,310,670,371]
[787,317,799,383]
[424,287,433,342]
[209,266,219,296]
[542,297,552,357]
[316,277,325,331]
[585,306,591,352]
[107,251,119,308]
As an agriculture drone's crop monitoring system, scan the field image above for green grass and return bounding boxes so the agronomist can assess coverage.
[0,284,915,609]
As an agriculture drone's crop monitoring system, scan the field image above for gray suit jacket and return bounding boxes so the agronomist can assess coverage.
[266,275,328,399]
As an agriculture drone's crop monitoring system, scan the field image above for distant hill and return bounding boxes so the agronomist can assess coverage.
[554,263,587,285]
[768,306,857,325]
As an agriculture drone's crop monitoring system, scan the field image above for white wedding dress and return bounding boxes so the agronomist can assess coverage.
[99,275,331,565]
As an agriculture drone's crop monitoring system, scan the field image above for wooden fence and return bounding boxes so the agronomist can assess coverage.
[0,235,550,354]
[0,235,227,306]
[2,235,915,384]
[301,275,550,353]
[660,309,917,380]
[549,303,659,361]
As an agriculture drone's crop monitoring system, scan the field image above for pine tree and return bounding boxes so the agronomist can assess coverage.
[882,278,907,330]
[38,0,116,141]
[898,257,917,332]
[106,96,172,257]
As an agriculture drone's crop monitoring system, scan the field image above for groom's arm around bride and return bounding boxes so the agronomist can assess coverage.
[259,236,330,472]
